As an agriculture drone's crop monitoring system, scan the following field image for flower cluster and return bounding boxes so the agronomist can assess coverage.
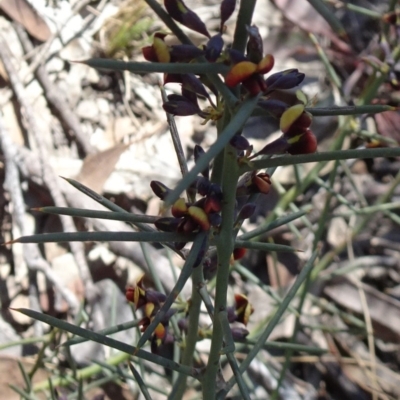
[142,0,317,158]
[125,276,174,353]
[126,275,254,352]
[151,145,222,252]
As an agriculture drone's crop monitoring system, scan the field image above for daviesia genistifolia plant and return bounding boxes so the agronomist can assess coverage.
[10,0,400,399]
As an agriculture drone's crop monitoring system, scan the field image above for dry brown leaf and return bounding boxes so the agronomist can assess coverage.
[0,0,51,42]
[273,0,331,35]
[324,276,400,342]
[76,143,129,193]
[374,111,400,145]
[267,254,295,289]
[272,0,351,53]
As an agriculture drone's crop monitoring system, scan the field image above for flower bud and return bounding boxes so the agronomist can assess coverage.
[150,181,171,200]
[145,290,167,305]
[205,33,224,62]
[246,25,263,64]
[230,134,250,151]
[237,203,256,220]
[231,327,249,341]
[220,0,236,32]
[163,94,202,116]
[164,0,210,37]
[181,74,210,100]
[178,317,189,333]
[265,69,305,91]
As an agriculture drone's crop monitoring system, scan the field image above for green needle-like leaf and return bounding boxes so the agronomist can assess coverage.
[11,308,198,378]
[82,59,230,75]
[238,208,311,241]
[35,206,159,224]
[240,147,400,174]
[129,363,154,400]
[235,240,300,253]
[306,104,397,116]
[10,231,196,244]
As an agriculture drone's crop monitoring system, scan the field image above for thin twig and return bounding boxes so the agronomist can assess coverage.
[0,115,80,314]
[0,36,98,306]
[15,24,95,156]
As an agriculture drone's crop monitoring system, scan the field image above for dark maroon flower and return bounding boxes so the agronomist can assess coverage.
[236,171,271,196]
[142,33,170,63]
[234,294,254,326]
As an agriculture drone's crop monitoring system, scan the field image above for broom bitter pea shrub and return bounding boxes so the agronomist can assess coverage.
[10,0,400,399]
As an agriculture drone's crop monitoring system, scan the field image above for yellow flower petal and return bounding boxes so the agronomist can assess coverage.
[225,61,258,87]
[280,104,304,133]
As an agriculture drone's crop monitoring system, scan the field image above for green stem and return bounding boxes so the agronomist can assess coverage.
[232,0,257,53]
[202,144,239,398]
[169,265,205,399]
